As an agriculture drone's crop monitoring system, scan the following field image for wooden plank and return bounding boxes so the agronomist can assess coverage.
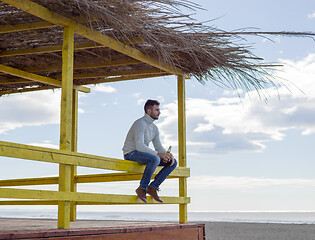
[90,73,171,84]
[24,58,142,73]
[70,89,78,221]
[60,69,165,80]
[0,86,56,96]
[58,26,75,229]
[0,188,190,204]
[2,0,184,75]
[178,74,188,223]
[0,177,58,186]
[0,141,190,177]
[0,64,90,93]
[0,21,55,33]
[0,39,144,57]
[0,171,178,187]
[0,200,57,205]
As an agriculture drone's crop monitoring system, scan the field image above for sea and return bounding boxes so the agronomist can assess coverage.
[0,210,315,224]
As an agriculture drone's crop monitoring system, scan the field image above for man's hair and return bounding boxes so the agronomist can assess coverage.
[144,99,160,113]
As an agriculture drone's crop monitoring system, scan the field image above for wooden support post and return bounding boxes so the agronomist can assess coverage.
[70,89,78,222]
[177,75,187,223]
[58,26,74,229]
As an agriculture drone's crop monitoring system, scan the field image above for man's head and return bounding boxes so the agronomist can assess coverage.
[144,99,160,120]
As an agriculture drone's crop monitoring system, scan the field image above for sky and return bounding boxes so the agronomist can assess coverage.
[1,0,315,214]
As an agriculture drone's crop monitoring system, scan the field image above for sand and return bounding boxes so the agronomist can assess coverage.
[203,222,315,240]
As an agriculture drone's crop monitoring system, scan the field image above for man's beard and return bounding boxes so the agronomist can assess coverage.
[150,113,158,120]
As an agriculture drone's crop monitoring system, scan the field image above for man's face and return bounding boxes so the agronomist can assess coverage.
[148,105,160,120]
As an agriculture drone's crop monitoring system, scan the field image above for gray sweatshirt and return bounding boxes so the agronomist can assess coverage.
[123,114,166,156]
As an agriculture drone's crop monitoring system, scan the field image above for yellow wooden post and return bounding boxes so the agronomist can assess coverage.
[70,89,78,222]
[177,75,187,223]
[58,26,74,229]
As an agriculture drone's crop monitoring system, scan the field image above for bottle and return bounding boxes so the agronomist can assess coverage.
[163,146,172,163]
[167,146,172,153]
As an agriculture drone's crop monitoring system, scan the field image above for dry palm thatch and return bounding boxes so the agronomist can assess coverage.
[0,0,314,94]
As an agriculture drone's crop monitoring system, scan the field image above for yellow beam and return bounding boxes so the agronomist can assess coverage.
[0,79,32,85]
[92,73,171,84]
[70,89,78,221]
[0,171,179,187]
[178,74,188,224]
[24,58,142,73]
[0,188,190,204]
[0,69,166,86]
[0,21,55,34]
[0,200,57,205]
[0,39,144,57]
[0,17,99,34]
[0,42,102,57]
[65,69,165,80]
[0,86,56,96]
[0,177,58,186]
[58,26,75,229]
[2,0,184,75]
[0,64,90,93]
[0,140,190,177]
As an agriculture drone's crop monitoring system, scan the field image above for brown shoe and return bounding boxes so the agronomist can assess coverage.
[147,186,163,203]
[136,187,147,203]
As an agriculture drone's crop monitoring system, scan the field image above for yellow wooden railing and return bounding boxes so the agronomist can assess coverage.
[0,0,189,229]
[0,140,190,228]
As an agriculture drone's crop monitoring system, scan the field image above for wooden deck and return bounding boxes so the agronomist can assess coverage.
[0,219,205,239]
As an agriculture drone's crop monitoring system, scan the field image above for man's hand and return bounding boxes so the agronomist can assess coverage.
[157,152,175,166]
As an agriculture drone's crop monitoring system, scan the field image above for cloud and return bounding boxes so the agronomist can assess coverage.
[92,85,117,93]
[158,53,315,155]
[0,90,61,134]
[75,175,315,193]
[188,176,315,190]
[307,11,315,18]
[28,140,59,149]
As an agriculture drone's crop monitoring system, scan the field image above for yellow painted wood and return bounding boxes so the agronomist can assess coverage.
[72,73,171,85]
[0,79,32,85]
[76,172,177,183]
[0,17,98,34]
[0,177,58,186]
[0,39,144,57]
[2,0,184,75]
[0,86,56,96]
[0,200,57,205]
[178,74,188,223]
[0,171,179,187]
[24,58,142,73]
[55,69,165,80]
[0,140,190,177]
[0,188,190,204]
[58,26,75,229]
[70,89,78,222]
[0,64,89,93]
[0,21,55,33]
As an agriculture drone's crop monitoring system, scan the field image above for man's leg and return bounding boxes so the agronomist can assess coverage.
[149,159,177,189]
[124,150,160,190]
[147,159,178,203]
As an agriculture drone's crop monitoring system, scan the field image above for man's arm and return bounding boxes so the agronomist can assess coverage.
[152,127,166,153]
[153,127,175,166]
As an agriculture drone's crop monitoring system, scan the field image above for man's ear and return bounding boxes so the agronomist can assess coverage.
[146,108,152,115]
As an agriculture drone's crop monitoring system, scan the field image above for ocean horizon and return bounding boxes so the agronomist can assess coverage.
[0,210,315,225]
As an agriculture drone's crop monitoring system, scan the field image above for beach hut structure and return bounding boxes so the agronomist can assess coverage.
[0,0,284,230]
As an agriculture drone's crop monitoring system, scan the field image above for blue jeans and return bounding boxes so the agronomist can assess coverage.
[124,150,177,190]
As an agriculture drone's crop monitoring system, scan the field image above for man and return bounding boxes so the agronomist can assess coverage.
[123,99,177,203]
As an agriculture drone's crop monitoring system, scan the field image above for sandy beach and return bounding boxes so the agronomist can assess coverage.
[203,222,315,240]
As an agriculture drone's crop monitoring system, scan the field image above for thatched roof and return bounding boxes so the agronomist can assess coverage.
[0,0,314,95]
